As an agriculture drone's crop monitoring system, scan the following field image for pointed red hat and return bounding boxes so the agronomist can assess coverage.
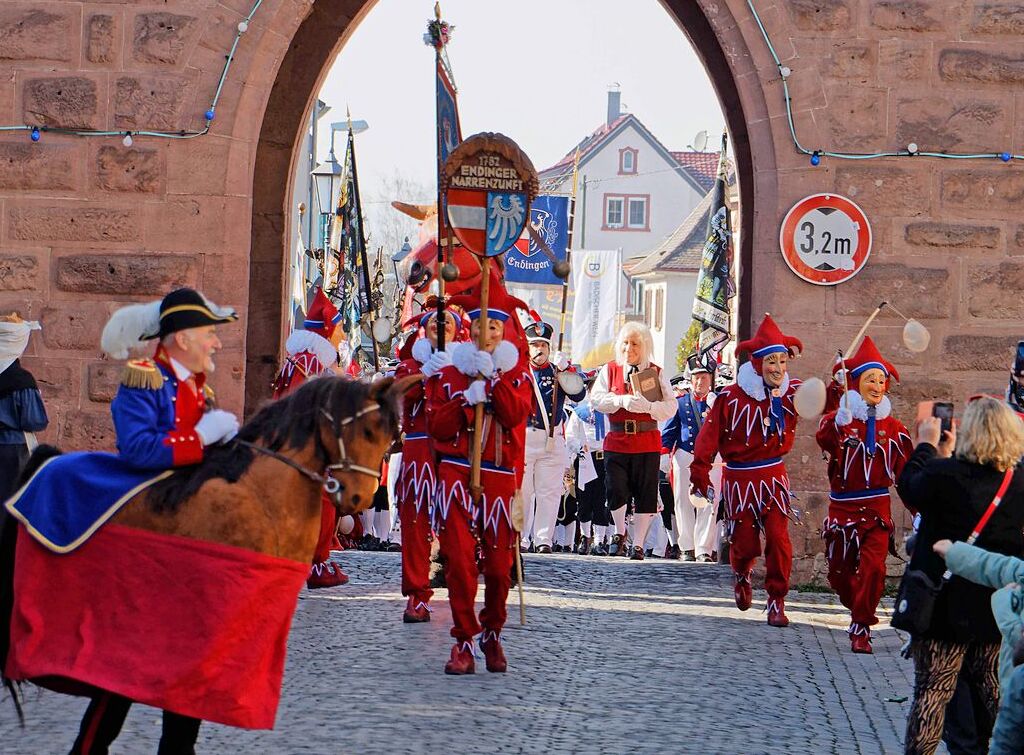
[396,296,467,360]
[843,335,899,389]
[303,288,341,340]
[447,267,529,324]
[737,314,803,374]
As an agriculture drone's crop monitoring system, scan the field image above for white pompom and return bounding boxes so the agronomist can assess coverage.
[903,319,931,353]
[794,377,827,419]
[492,340,520,373]
[411,337,432,365]
[100,300,161,359]
[451,342,478,376]
[338,515,355,535]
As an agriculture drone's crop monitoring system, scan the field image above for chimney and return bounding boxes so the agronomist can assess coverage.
[606,88,621,127]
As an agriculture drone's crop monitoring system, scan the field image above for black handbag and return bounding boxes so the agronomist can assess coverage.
[891,467,1015,636]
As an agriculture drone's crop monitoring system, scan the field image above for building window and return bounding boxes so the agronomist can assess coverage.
[602,193,650,232]
[605,196,624,228]
[619,147,638,175]
[654,288,664,331]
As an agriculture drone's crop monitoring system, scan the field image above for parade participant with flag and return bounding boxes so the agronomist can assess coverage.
[520,319,586,553]
[662,354,720,563]
[272,287,351,589]
[816,336,913,653]
[425,270,532,674]
[691,314,803,626]
[392,298,463,623]
[590,321,676,560]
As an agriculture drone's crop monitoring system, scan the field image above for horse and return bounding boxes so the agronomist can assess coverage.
[0,373,419,745]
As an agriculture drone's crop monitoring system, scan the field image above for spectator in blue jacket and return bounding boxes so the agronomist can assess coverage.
[0,314,48,500]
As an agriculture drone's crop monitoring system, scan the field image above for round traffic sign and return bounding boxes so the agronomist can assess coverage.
[779,193,871,285]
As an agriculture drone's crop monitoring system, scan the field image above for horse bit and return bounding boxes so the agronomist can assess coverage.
[233,403,384,503]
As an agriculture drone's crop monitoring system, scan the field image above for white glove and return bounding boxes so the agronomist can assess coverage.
[552,351,570,371]
[195,409,239,446]
[836,407,854,427]
[659,454,670,474]
[622,394,651,414]
[463,380,488,406]
[421,350,452,378]
[473,350,495,378]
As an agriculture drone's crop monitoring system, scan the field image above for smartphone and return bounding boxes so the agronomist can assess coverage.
[932,402,954,434]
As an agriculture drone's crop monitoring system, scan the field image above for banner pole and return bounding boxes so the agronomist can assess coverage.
[433,2,448,352]
[548,149,580,438]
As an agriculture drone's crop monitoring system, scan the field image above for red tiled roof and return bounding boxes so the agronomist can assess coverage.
[538,115,630,188]
[671,151,720,191]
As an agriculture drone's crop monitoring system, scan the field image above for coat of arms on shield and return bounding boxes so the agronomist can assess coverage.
[442,133,539,258]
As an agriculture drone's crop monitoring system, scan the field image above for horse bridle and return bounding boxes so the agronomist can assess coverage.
[233,402,384,503]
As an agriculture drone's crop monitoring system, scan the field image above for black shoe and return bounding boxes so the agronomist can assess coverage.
[519,544,529,554]
[593,542,609,556]
[578,536,591,556]
[630,546,645,561]
[610,534,627,556]
[386,541,402,552]
[536,544,552,554]
[667,544,681,560]
[681,549,696,562]
[696,553,714,563]
[552,544,563,553]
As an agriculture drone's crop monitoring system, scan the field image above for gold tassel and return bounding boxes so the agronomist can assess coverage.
[121,359,164,390]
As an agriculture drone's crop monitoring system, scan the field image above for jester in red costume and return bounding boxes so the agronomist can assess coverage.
[691,314,802,627]
[392,300,464,623]
[272,288,348,589]
[425,272,532,675]
[816,336,913,653]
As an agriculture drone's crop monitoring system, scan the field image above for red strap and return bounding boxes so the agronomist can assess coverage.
[966,467,1015,545]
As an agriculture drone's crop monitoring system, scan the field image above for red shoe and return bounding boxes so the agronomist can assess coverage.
[733,572,752,611]
[402,598,431,623]
[479,630,507,673]
[444,642,475,675]
[767,599,790,627]
[850,624,872,654]
[306,561,348,589]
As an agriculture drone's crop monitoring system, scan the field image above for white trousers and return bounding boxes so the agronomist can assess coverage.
[521,427,569,548]
[387,451,402,544]
[671,449,721,557]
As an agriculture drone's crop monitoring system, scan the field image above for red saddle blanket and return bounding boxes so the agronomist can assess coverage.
[5,523,309,729]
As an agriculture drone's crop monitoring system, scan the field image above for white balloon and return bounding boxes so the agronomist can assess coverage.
[338,515,355,535]
[372,316,392,344]
[794,377,827,418]
[903,319,931,353]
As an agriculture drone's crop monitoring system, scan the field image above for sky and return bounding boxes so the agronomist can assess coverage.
[315,0,726,240]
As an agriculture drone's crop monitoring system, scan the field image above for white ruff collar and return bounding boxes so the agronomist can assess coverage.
[844,390,891,421]
[736,361,790,401]
[285,330,338,368]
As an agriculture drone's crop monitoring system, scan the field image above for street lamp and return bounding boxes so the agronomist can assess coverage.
[311,151,343,218]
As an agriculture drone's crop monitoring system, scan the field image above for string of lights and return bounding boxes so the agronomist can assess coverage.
[747,0,1018,165]
[0,0,263,145]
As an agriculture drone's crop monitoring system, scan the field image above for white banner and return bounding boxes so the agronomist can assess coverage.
[570,249,620,370]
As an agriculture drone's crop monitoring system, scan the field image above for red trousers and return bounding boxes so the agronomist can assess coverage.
[823,497,892,627]
[729,504,792,601]
[399,500,433,605]
[311,494,337,568]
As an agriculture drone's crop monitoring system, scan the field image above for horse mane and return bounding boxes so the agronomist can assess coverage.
[146,376,400,514]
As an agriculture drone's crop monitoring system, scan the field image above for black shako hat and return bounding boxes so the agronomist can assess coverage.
[686,353,716,376]
[525,320,554,344]
[151,288,238,339]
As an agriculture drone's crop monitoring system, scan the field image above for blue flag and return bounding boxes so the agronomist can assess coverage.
[505,195,570,286]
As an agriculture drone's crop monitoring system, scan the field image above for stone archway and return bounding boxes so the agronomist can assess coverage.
[245,0,777,409]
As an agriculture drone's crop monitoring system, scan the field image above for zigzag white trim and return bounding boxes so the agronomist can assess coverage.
[722,468,792,519]
[839,429,912,485]
[396,457,437,516]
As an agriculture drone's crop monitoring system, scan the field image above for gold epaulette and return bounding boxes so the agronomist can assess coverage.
[203,384,215,401]
[121,359,164,390]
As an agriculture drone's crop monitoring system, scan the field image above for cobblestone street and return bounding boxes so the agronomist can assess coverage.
[2,551,930,754]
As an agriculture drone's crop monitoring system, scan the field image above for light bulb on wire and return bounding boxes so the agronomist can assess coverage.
[122,132,133,147]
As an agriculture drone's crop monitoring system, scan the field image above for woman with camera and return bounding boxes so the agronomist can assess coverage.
[896,397,1024,754]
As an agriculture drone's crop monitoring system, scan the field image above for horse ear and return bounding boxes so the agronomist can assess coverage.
[382,374,423,401]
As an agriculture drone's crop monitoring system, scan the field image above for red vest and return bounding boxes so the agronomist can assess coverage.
[604,361,662,454]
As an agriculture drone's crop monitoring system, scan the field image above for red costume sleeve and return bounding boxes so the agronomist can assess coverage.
[691,393,725,494]
[824,381,844,415]
[425,368,468,441]
[490,367,532,429]
[815,411,842,457]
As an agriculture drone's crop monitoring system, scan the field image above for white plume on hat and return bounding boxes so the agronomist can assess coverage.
[101,300,161,359]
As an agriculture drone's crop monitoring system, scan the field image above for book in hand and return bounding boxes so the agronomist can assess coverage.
[629,367,663,402]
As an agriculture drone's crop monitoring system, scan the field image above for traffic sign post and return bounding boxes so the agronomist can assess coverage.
[779,193,871,286]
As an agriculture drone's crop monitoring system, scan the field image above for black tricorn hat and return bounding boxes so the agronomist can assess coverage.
[525,320,554,343]
[151,288,238,339]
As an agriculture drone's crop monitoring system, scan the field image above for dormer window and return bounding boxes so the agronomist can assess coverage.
[619,147,638,175]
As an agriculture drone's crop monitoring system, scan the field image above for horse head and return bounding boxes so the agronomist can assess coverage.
[319,374,420,515]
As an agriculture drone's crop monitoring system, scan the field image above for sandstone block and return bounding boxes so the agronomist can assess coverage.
[878,40,929,82]
[939,49,1024,84]
[18,357,77,401]
[904,222,1000,250]
[59,410,115,452]
[55,253,198,295]
[22,77,98,129]
[834,167,931,215]
[132,12,198,65]
[95,146,164,193]
[896,97,1008,153]
[0,142,78,191]
[943,334,1019,371]
[825,42,875,79]
[967,262,1024,319]
[114,75,190,132]
[86,14,116,65]
[941,170,1024,211]
[8,205,140,243]
[87,362,122,403]
[970,4,1024,34]
[827,89,887,151]
[41,303,110,351]
[0,7,72,62]
[0,254,39,291]
[835,264,951,319]
[870,1,945,31]
[889,374,956,411]
[785,0,851,31]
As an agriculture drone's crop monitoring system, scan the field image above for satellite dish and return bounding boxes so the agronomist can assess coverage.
[691,130,709,152]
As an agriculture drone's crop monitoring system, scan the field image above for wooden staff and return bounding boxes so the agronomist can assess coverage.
[845,301,887,358]
[432,1,449,351]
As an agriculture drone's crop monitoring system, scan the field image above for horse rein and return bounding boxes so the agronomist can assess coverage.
[232,402,384,502]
